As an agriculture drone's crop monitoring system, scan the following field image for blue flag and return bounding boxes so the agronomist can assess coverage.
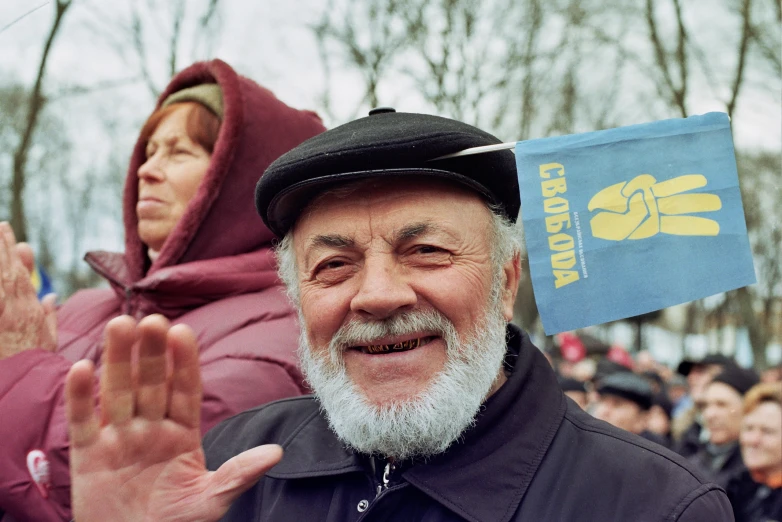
[30,262,54,300]
[516,112,755,335]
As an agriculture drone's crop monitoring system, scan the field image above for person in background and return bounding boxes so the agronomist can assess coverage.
[668,373,691,419]
[674,354,737,458]
[558,376,588,410]
[592,372,670,448]
[726,382,782,521]
[585,358,633,411]
[641,369,665,394]
[0,59,326,521]
[647,391,675,449]
[688,365,761,489]
[760,365,782,384]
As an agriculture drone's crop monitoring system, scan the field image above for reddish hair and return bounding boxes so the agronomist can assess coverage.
[743,382,782,414]
[139,101,221,154]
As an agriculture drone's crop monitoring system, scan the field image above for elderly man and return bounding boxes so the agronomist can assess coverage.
[592,372,672,448]
[674,354,737,457]
[689,365,760,488]
[65,110,732,521]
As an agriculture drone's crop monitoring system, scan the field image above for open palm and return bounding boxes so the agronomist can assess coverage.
[66,315,282,522]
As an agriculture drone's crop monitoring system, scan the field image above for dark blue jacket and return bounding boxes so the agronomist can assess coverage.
[204,326,733,521]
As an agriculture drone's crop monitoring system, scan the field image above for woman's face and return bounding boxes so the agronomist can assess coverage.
[136,104,211,253]
[740,401,782,475]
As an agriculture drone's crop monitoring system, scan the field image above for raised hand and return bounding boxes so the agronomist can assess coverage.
[0,221,56,358]
[16,239,58,345]
[66,315,283,522]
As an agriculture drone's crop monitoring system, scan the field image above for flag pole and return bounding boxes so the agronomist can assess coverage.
[430,142,517,160]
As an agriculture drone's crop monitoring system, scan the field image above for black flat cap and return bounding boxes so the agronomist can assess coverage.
[652,391,673,419]
[255,109,520,237]
[677,354,735,376]
[597,372,653,410]
[710,365,760,396]
[594,358,633,383]
[558,376,587,393]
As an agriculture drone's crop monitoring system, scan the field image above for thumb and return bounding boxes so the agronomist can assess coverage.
[206,444,283,515]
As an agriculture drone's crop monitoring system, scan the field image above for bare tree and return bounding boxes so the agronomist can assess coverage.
[311,0,412,119]
[729,152,782,368]
[638,0,779,364]
[81,0,223,99]
[10,0,73,242]
[645,0,689,117]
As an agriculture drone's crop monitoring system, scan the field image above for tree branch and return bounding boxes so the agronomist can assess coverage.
[727,0,753,117]
[168,0,186,78]
[672,0,688,116]
[645,0,687,116]
[11,0,72,241]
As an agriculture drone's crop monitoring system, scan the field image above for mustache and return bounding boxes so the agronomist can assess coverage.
[329,309,457,351]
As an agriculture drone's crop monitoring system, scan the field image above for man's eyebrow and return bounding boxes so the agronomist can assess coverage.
[395,222,447,242]
[308,234,355,249]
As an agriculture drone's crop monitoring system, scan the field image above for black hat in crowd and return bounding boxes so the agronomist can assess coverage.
[597,372,653,411]
[593,358,633,383]
[677,354,735,376]
[652,391,674,420]
[710,365,760,396]
[255,108,520,237]
[558,376,587,394]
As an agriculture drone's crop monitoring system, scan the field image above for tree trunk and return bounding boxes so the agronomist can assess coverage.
[10,0,72,241]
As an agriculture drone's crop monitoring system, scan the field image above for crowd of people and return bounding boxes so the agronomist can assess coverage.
[0,58,779,521]
[552,342,782,521]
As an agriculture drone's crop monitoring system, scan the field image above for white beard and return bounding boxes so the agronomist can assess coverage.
[298,301,509,461]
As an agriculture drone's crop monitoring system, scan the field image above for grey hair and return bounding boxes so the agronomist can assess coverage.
[275,204,521,308]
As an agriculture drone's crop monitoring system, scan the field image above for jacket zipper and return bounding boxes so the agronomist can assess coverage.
[84,254,135,315]
[123,287,133,315]
[375,461,395,498]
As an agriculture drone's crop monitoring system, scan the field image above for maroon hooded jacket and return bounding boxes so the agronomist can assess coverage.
[0,60,326,522]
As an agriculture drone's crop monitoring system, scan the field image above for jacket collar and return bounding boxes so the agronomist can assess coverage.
[267,325,567,522]
[84,247,282,318]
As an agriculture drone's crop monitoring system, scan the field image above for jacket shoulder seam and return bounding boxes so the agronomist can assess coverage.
[668,484,727,521]
[562,411,705,483]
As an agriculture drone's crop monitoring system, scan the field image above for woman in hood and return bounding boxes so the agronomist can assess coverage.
[0,59,326,522]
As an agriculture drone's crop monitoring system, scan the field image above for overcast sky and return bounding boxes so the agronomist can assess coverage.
[3,0,780,150]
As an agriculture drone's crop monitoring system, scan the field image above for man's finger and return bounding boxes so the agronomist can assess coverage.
[136,315,170,421]
[13,260,38,299]
[167,324,202,429]
[101,316,138,425]
[0,224,36,299]
[0,223,13,292]
[66,360,100,449]
[40,293,59,351]
[208,445,283,513]
[15,242,35,274]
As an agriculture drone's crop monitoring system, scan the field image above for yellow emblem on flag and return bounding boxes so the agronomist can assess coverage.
[588,174,721,241]
[30,264,42,291]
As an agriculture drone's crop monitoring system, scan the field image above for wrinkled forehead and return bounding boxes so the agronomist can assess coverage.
[291,177,494,242]
[705,381,743,402]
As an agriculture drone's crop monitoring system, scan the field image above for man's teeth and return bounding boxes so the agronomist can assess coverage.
[362,337,428,354]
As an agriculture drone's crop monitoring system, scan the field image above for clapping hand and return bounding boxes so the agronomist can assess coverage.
[66,315,283,522]
[0,222,57,359]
